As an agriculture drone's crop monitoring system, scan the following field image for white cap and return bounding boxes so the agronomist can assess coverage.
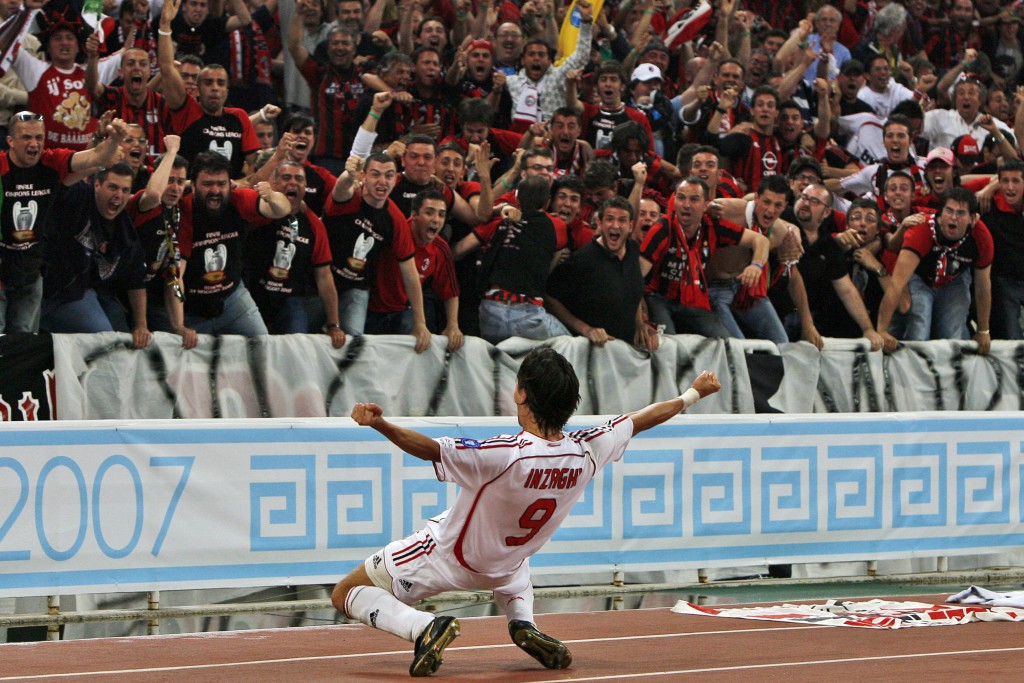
[631,63,663,82]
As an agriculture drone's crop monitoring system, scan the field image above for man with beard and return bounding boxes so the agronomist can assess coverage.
[243,160,345,347]
[878,187,992,351]
[287,7,365,174]
[0,112,129,334]
[639,177,768,338]
[325,151,431,352]
[981,159,1024,339]
[506,0,593,133]
[0,0,123,150]
[391,135,488,225]
[923,77,1013,150]
[780,183,884,349]
[87,37,170,158]
[330,0,389,63]
[367,189,463,350]
[705,175,800,344]
[717,86,786,194]
[546,196,658,350]
[176,151,290,335]
[831,115,925,199]
[40,162,150,347]
[126,136,196,346]
[159,0,260,178]
[925,0,982,69]
[580,61,654,153]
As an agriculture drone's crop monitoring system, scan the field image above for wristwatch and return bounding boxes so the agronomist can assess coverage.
[324,323,341,332]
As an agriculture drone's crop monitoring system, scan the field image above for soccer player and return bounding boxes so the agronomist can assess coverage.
[336,348,721,676]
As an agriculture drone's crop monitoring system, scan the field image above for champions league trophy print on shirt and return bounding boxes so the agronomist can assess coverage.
[270,240,296,281]
[348,232,375,271]
[203,243,228,283]
[12,200,38,242]
[210,139,234,161]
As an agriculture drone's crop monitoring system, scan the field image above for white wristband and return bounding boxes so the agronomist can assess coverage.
[677,388,700,409]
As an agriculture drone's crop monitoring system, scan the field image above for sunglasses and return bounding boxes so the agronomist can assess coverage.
[13,112,43,122]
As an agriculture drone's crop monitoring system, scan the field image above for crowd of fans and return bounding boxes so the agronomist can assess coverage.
[1,0,1023,354]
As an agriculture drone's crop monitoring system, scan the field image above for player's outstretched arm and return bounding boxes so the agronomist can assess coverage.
[628,371,721,436]
[351,403,442,462]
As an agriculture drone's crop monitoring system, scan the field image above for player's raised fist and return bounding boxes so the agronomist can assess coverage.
[351,402,384,426]
[692,371,721,398]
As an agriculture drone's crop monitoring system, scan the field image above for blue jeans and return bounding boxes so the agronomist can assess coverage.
[270,295,326,334]
[0,274,42,333]
[41,289,115,333]
[708,280,788,344]
[478,299,570,344]
[365,308,413,334]
[338,287,369,335]
[904,271,972,341]
[645,293,730,337]
[185,284,268,336]
[991,275,1024,340]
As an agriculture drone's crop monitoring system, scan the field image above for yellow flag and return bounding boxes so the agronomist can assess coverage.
[555,0,605,66]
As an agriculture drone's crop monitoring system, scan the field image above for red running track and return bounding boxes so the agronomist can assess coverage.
[1,594,1022,682]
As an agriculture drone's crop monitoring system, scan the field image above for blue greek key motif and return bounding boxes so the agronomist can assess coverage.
[692,448,751,536]
[955,441,1011,525]
[621,449,682,539]
[761,446,817,534]
[327,453,391,548]
[250,454,316,551]
[891,442,947,528]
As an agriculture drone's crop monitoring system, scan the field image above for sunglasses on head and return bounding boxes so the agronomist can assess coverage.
[13,112,44,122]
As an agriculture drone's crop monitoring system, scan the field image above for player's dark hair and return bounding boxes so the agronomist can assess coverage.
[458,99,494,126]
[751,85,780,108]
[848,197,879,215]
[609,120,649,154]
[883,114,913,137]
[787,156,823,181]
[582,160,618,190]
[516,348,580,434]
[152,153,190,173]
[757,174,790,196]
[884,170,914,189]
[437,142,466,158]
[365,151,396,169]
[411,188,446,213]
[597,195,634,220]
[678,176,710,200]
[406,135,438,151]
[552,106,581,122]
[179,54,204,69]
[281,113,316,134]
[941,186,979,216]
[518,175,551,212]
[999,159,1024,178]
[551,175,585,197]
[96,161,134,183]
[891,99,924,121]
[191,151,232,180]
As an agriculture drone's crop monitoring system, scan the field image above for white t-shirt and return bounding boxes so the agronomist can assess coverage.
[922,107,1013,151]
[840,112,886,165]
[431,415,634,577]
[856,80,915,118]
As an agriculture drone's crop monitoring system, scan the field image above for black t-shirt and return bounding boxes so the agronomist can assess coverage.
[547,239,644,341]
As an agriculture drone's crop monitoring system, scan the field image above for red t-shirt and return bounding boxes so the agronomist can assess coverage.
[370,236,460,313]
[901,214,994,288]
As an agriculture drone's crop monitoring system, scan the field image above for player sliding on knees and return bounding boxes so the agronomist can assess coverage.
[334,347,721,677]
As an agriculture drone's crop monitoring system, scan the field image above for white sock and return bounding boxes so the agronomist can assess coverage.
[494,584,536,624]
[344,585,435,642]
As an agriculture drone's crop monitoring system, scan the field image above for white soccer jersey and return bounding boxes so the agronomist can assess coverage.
[430,415,634,577]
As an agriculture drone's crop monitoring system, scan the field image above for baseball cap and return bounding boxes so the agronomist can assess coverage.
[952,135,982,166]
[840,59,864,76]
[631,63,663,83]
[924,147,955,167]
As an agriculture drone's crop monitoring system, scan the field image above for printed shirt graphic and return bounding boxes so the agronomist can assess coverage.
[430,416,633,577]
[11,51,122,150]
[322,193,414,290]
[166,97,260,178]
[0,148,75,284]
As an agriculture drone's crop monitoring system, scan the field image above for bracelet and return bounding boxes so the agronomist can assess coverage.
[368,110,382,120]
[324,323,341,332]
[677,387,701,408]
[500,177,512,189]
[739,31,750,37]
[644,9,655,14]
[158,28,172,36]
[977,330,990,335]
[715,106,727,113]
[750,261,765,269]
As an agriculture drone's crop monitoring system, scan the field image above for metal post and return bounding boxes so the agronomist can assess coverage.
[866,560,877,576]
[612,570,624,587]
[147,591,161,636]
[936,556,948,573]
[698,568,708,583]
[46,596,60,641]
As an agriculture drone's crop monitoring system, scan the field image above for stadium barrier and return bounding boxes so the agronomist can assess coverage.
[47,331,1024,420]
[2,411,1022,600]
